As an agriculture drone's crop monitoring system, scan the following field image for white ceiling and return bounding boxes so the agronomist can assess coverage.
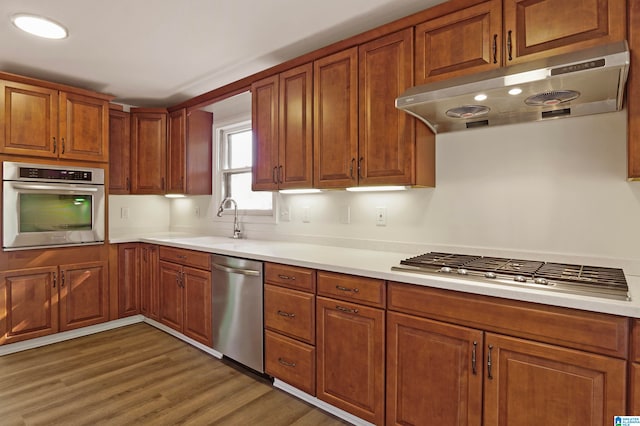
[0,0,445,108]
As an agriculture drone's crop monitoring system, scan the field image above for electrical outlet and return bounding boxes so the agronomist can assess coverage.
[339,205,351,224]
[280,206,291,222]
[194,207,200,217]
[121,207,129,220]
[302,206,311,223]
[376,207,387,226]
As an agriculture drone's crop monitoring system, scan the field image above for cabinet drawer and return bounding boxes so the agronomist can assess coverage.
[265,263,316,292]
[159,246,211,270]
[265,330,315,396]
[317,271,385,308]
[388,282,629,358]
[265,285,315,344]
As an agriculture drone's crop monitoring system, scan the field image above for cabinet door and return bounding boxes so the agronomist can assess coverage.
[108,108,131,194]
[158,261,183,332]
[483,333,626,426]
[167,109,186,194]
[58,92,109,162]
[252,74,279,191]
[131,111,167,194]
[359,29,415,186]
[59,261,108,331]
[182,266,212,346]
[415,0,502,85]
[279,63,313,189]
[185,110,213,195]
[140,244,160,320]
[629,1,640,180]
[0,81,58,157]
[0,267,58,344]
[386,311,483,426]
[503,0,626,64]
[314,48,359,189]
[316,296,385,425]
[118,243,140,318]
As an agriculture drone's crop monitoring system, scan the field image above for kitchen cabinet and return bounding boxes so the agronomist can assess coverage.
[0,261,108,345]
[167,108,213,195]
[130,108,167,194]
[252,63,313,190]
[108,106,131,194]
[316,271,385,425]
[628,1,640,180]
[264,263,317,395]
[117,243,140,318]
[629,320,640,413]
[0,79,110,162]
[158,246,212,346]
[140,244,159,320]
[314,48,358,188]
[415,0,626,84]
[386,282,627,425]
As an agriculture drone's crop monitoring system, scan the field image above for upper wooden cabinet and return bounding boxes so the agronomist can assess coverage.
[416,0,502,84]
[167,109,213,195]
[0,79,110,162]
[416,0,626,84]
[628,1,640,180]
[314,48,359,189]
[252,63,313,191]
[504,0,626,64]
[130,108,167,194]
[108,106,131,194]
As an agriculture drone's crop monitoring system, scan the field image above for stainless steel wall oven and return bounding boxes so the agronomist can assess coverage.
[3,161,105,250]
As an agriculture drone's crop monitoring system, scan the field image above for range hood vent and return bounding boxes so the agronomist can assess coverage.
[396,41,629,133]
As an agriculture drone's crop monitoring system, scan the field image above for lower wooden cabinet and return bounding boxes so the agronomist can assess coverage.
[316,296,385,425]
[158,247,212,347]
[117,243,141,317]
[0,261,108,345]
[139,244,159,320]
[265,330,316,395]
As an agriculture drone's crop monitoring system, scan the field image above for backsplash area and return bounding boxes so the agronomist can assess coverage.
[110,110,640,272]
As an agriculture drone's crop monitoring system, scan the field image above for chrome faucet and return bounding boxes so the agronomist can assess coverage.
[216,197,242,239]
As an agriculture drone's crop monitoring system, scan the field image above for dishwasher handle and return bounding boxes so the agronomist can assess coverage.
[212,262,261,277]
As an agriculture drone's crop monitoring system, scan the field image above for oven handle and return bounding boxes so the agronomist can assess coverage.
[11,184,99,192]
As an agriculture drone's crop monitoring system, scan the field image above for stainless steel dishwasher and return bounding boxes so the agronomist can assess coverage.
[211,254,264,373]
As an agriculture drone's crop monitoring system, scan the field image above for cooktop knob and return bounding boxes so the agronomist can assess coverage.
[484,272,497,279]
[457,268,468,275]
[439,267,452,273]
[513,275,527,283]
[534,278,548,285]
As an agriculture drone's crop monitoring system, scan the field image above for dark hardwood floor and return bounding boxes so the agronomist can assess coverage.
[0,324,350,425]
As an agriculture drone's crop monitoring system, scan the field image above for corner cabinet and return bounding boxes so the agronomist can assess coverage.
[130,108,167,194]
[109,106,131,194]
[167,109,213,195]
[0,261,108,345]
[252,63,313,191]
[628,1,640,180]
[0,79,110,162]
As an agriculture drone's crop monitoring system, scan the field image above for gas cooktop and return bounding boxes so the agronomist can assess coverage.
[392,252,630,301]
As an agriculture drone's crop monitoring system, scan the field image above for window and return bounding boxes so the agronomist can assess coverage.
[215,120,273,216]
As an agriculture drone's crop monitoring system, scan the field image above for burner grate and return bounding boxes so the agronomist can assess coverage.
[535,263,627,289]
[463,257,544,276]
[400,252,480,270]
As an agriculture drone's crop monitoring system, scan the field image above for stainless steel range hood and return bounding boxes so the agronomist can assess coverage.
[396,41,630,133]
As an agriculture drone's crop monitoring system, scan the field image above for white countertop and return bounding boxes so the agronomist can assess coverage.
[111,233,640,318]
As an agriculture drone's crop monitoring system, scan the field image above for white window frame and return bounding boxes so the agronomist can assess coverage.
[213,119,276,223]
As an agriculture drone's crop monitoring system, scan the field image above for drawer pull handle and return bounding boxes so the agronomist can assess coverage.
[277,310,296,318]
[335,305,359,314]
[336,285,359,293]
[278,274,296,280]
[177,255,187,259]
[278,357,296,367]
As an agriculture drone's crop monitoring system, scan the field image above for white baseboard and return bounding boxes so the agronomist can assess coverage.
[142,317,223,359]
[273,379,374,426]
[0,315,145,356]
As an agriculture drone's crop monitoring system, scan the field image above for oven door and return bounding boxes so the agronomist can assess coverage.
[3,181,105,250]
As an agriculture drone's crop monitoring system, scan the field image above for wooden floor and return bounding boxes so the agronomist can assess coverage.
[0,324,350,426]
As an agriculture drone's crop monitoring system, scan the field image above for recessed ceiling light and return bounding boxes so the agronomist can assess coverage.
[474,94,488,101]
[508,88,523,96]
[12,14,68,39]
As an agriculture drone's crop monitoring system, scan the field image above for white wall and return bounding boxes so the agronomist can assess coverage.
[110,110,640,269]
